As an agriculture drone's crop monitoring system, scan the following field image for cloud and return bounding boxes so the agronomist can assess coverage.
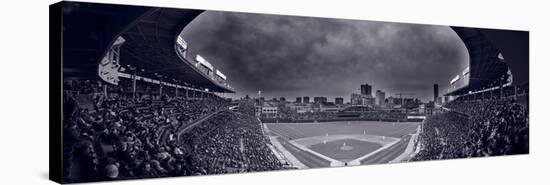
[180,11,468,102]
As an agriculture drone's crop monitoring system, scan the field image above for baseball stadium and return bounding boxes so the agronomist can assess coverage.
[52,1,529,183]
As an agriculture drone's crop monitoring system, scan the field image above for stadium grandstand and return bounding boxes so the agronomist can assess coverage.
[411,27,529,161]
[60,2,284,182]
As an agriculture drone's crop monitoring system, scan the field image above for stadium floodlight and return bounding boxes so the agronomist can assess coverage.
[195,54,214,71]
[450,75,460,85]
[177,36,188,50]
[462,67,470,76]
[216,70,227,80]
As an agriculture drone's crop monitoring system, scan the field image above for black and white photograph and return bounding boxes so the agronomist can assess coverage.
[45,0,534,184]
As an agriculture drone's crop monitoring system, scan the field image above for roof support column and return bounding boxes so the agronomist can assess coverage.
[159,80,163,98]
[132,69,137,101]
[514,86,518,100]
[500,78,504,100]
[104,84,108,98]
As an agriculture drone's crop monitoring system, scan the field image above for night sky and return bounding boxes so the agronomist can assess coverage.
[180,11,469,102]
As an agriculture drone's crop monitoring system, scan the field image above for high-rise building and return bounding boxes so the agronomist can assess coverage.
[296,97,302,103]
[433,84,439,102]
[387,96,396,106]
[351,94,362,105]
[375,90,386,105]
[313,97,328,104]
[360,83,372,97]
[335,97,344,105]
[351,93,374,106]
[303,96,310,104]
[364,96,375,106]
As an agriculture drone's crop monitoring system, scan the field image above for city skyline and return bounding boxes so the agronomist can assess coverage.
[228,83,430,104]
[238,91,423,105]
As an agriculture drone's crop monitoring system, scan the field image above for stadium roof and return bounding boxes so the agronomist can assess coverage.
[61,2,234,93]
[445,27,514,96]
[119,8,235,93]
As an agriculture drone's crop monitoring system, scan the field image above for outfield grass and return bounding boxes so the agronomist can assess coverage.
[266,121,419,140]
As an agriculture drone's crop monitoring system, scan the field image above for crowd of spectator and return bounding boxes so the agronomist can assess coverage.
[179,111,284,174]
[62,80,282,182]
[412,98,528,161]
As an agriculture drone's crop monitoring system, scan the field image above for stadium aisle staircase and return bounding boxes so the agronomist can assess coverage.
[175,110,225,138]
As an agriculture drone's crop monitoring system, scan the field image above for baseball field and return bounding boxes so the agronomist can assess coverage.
[265,121,420,168]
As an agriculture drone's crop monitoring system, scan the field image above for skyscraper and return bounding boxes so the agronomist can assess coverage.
[361,83,372,97]
[433,84,439,102]
[375,90,386,106]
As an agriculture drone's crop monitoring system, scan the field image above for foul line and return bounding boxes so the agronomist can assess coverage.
[389,125,422,163]
[348,138,401,166]
[287,140,344,167]
[263,123,308,169]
